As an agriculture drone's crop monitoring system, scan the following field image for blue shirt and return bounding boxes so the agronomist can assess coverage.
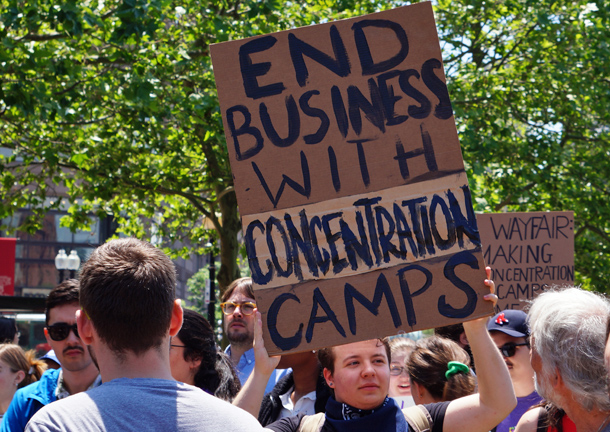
[225,346,290,394]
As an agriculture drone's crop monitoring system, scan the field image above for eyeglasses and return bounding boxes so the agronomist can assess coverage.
[220,301,256,316]
[498,342,529,358]
[390,365,408,376]
[46,323,80,341]
[169,337,186,349]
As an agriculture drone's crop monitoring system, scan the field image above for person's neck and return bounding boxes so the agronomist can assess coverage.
[96,345,174,383]
[61,362,100,395]
[512,375,536,398]
[228,341,251,366]
[565,404,610,432]
[0,390,16,414]
[291,362,320,404]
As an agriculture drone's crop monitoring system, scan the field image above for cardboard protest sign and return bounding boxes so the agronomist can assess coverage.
[211,2,492,354]
[477,211,574,311]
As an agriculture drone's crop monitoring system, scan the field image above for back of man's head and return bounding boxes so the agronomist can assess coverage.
[528,287,610,412]
[79,238,176,355]
[46,279,80,325]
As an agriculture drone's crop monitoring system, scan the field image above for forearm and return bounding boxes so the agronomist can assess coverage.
[464,317,516,420]
[232,368,273,417]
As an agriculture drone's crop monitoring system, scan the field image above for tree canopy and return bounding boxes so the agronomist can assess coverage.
[1,0,608,292]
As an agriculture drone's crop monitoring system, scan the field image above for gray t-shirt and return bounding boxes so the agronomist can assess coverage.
[25,378,263,432]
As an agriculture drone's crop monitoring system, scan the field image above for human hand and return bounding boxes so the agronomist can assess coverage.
[483,266,498,308]
[253,310,281,376]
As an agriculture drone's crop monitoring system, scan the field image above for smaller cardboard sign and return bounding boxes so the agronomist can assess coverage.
[477,211,574,311]
[0,238,16,296]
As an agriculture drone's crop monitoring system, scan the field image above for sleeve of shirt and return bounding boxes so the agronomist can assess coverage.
[264,413,304,432]
[2,389,31,432]
[423,401,450,432]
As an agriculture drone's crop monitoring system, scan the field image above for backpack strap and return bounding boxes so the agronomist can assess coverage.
[298,413,326,432]
[403,405,433,432]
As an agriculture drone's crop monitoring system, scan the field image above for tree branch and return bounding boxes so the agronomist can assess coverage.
[493,182,537,211]
[575,224,610,244]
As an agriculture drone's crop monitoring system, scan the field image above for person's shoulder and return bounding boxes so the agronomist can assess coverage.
[25,393,93,432]
[265,413,307,432]
[14,368,60,401]
[181,388,265,430]
[513,407,542,432]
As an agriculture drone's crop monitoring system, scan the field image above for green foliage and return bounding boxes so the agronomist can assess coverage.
[435,0,610,291]
[185,265,210,315]
[0,0,388,290]
[1,0,609,292]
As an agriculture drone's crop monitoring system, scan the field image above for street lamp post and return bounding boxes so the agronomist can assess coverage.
[54,249,68,284]
[55,250,81,283]
[66,250,81,279]
[205,242,216,332]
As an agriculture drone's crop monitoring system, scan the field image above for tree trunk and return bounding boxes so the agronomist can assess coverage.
[217,190,242,294]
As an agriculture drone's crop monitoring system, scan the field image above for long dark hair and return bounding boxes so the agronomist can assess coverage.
[178,309,241,401]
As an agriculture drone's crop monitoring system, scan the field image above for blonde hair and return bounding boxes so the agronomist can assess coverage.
[388,336,416,358]
[0,344,47,388]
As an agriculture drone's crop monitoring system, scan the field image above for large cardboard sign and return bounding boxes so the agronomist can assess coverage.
[477,211,574,311]
[211,2,492,354]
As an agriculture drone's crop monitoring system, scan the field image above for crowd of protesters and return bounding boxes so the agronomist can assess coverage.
[1,238,609,431]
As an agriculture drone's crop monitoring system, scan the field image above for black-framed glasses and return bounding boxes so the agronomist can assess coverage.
[498,342,529,358]
[390,365,408,376]
[46,323,79,341]
[220,301,256,316]
[169,337,186,349]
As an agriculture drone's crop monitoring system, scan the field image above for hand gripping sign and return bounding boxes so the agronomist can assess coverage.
[211,2,492,355]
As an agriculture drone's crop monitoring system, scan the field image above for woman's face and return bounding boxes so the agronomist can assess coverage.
[323,339,390,410]
[169,336,197,386]
[389,348,412,397]
[0,359,21,406]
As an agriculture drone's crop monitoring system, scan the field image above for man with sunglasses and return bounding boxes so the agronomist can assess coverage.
[221,277,289,395]
[487,309,541,432]
[1,279,101,432]
[25,238,263,432]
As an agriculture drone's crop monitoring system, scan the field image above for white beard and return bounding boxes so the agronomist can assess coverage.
[534,371,565,409]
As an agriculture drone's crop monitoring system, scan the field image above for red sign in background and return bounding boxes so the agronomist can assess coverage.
[0,238,16,296]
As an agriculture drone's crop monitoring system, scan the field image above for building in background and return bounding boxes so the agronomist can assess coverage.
[1,207,205,301]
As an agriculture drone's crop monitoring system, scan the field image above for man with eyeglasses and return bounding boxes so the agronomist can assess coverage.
[487,309,541,432]
[221,277,289,395]
[1,279,101,432]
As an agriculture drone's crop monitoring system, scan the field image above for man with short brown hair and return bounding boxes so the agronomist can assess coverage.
[26,238,263,432]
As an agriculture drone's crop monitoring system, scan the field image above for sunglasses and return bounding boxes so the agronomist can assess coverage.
[498,342,529,358]
[220,301,256,316]
[46,323,80,341]
[390,365,408,376]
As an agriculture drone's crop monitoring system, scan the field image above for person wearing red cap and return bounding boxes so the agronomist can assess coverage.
[487,309,542,432]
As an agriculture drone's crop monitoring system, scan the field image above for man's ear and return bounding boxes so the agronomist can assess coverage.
[44,327,52,346]
[76,309,94,345]
[552,368,562,389]
[169,299,184,337]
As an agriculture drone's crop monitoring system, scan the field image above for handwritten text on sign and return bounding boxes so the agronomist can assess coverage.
[477,211,574,311]
[211,3,492,354]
